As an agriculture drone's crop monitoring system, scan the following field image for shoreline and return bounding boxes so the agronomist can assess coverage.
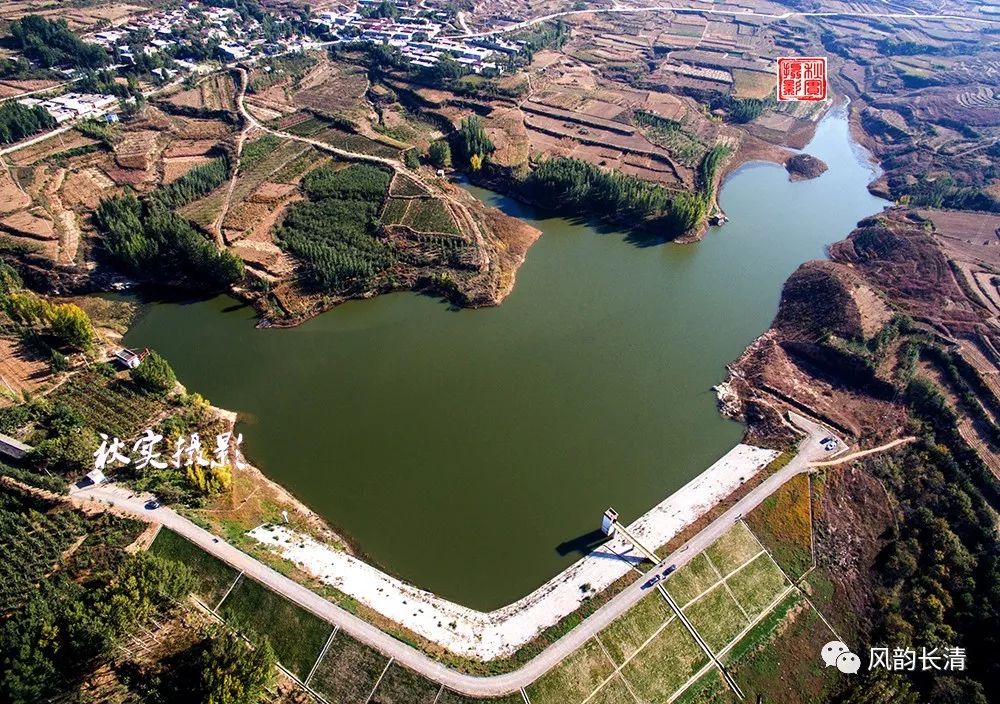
[247,442,778,660]
[135,104,858,623]
[112,97,871,660]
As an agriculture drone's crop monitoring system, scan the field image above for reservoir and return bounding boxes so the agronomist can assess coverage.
[124,104,887,610]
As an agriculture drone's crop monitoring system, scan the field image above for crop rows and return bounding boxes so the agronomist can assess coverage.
[49,370,165,440]
[401,198,461,235]
[0,506,86,612]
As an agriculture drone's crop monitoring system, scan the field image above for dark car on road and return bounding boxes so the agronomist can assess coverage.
[642,574,662,590]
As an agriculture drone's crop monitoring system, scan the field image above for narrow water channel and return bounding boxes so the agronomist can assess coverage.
[124,104,888,610]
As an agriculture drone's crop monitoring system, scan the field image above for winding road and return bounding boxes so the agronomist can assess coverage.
[69,412,866,697]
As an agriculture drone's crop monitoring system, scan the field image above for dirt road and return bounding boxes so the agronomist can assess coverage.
[807,436,916,467]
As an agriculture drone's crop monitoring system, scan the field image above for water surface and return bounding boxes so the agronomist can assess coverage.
[124,106,887,609]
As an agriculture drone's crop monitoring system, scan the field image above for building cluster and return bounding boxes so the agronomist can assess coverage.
[90,5,244,65]
[87,2,317,69]
[8,1,527,138]
[18,92,120,124]
[309,3,522,75]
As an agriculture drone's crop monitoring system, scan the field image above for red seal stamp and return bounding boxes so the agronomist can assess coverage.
[777,57,828,102]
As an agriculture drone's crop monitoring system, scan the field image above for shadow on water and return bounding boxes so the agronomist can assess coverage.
[124,285,218,308]
[413,286,464,312]
[555,528,610,558]
[529,209,677,249]
[221,300,252,314]
[464,174,687,249]
[623,227,681,248]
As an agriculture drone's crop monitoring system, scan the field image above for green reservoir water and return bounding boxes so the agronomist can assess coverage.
[124,105,887,609]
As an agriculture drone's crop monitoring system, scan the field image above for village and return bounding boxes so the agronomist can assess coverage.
[308,1,520,74]
[85,0,516,78]
[4,0,518,132]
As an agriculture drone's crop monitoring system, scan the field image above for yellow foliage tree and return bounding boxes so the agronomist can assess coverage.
[49,303,94,350]
[186,464,232,495]
[469,153,483,172]
[2,291,49,324]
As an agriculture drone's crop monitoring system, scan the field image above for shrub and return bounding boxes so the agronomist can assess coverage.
[9,16,109,69]
[130,351,177,395]
[49,350,70,373]
[523,155,707,236]
[0,262,21,295]
[48,304,94,350]
[0,100,56,145]
[181,633,276,704]
[28,426,100,476]
[427,139,452,168]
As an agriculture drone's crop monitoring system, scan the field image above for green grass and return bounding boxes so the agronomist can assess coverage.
[683,587,749,652]
[231,141,311,202]
[271,148,327,183]
[723,592,801,666]
[285,117,327,137]
[589,675,638,704]
[401,197,460,235]
[309,630,389,703]
[666,553,721,607]
[525,638,615,704]
[178,189,226,229]
[724,554,789,620]
[148,528,237,607]
[218,576,333,680]
[746,473,813,581]
[313,126,402,159]
[599,591,672,664]
[705,522,762,575]
[672,669,735,704]
[644,126,705,166]
[800,569,846,636]
[370,663,440,704]
[728,596,839,704]
[622,617,709,702]
[437,691,524,704]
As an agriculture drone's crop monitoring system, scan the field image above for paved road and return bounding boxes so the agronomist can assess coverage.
[70,412,841,696]
[0,122,78,157]
[454,3,999,38]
